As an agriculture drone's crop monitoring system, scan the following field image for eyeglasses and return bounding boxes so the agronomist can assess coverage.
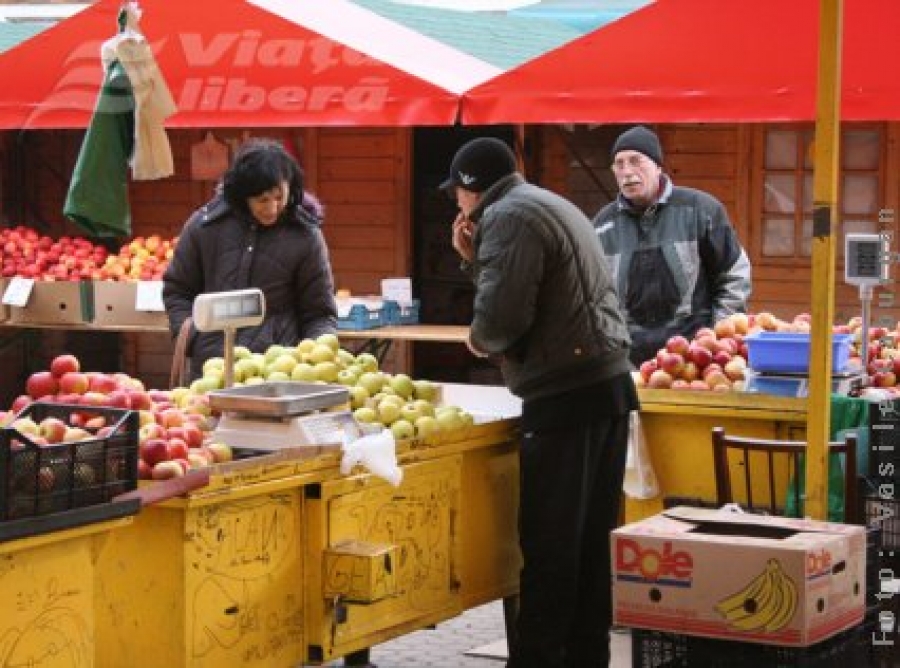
[611,155,651,172]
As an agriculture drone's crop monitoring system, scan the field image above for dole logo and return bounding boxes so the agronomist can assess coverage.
[616,538,694,581]
[806,549,832,578]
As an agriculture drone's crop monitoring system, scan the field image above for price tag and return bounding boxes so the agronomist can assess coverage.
[135,280,165,312]
[381,277,413,306]
[2,276,34,307]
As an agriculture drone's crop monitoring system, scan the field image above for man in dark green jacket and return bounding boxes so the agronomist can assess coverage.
[445,137,638,668]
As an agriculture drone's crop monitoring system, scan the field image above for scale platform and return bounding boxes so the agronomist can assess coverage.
[743,369,866,398]
[207,381,362,451]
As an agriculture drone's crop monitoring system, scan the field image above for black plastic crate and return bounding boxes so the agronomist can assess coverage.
[632,624,869,668]
[0,403,139,521]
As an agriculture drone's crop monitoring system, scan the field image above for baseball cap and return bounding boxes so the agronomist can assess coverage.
[611,126,664,166]
[441,137,517,194]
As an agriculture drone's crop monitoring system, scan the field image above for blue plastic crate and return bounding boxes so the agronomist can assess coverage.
[744,331,851,374]
[336,303,385,330]
[383,299,421,326]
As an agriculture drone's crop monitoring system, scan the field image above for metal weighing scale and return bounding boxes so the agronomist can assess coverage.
[207,382,362,451]
[192,288,363,451]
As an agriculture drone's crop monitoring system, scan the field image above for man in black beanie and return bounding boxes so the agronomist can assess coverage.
[445,136,639,668]
[594,125,751,367]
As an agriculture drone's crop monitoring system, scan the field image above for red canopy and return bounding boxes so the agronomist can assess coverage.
[462,0,900,124]
[0,0,499,129]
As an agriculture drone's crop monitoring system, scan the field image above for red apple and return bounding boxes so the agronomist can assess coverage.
[647,369,674,389]
[49,353,80,378]
[182,424,204,449]
[10,394,32,414]
[138,459,153,480]
[639,359,659,383]
[687,343,713,369]
[84,416,107,430]
[125,389,153,411]
[712,350,733,367]
[206,442,234,464]
[665,335,691,356]
[689,380,711,391]
[58,371,90,395]
[38,417,68,443]
[87,373,119,395]
[158,408,185,429]
[151,460,184,480]
[26,371,58,400]
[139,423,166,443]
[681,361,700,382]
[713,319,736,339]
[105,389,133,410]
[658,352,685,377]
[166,438,190,461]
[140,438,170,467]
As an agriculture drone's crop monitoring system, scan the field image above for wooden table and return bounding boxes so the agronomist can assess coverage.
[338,325,469,361]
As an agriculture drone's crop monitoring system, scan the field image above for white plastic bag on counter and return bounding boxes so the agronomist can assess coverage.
[623,410,660,499]
[340,428,403,487]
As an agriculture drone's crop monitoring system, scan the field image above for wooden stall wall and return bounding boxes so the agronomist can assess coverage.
[534,122,900,328]
[0,126,412,394]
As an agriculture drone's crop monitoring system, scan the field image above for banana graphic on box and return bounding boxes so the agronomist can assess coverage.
[715,558,798,632]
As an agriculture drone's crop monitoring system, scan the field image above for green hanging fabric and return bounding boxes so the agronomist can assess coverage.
[785,394,868,522]
[63,6,136,237]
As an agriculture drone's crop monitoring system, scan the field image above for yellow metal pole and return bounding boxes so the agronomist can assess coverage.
[806,0,842,520]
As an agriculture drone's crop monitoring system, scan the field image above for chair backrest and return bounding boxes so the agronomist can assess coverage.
[711,427,859,524]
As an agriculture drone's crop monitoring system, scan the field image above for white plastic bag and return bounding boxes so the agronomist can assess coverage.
[622,410,660,499]
[340,428,403,487]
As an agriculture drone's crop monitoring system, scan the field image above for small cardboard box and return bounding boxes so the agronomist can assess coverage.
[92,281,168,328]
[612,506,866,647]
[323,539,398,603]
[8,280,92,325]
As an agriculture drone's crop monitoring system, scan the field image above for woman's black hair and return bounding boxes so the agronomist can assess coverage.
[222,138,304,214]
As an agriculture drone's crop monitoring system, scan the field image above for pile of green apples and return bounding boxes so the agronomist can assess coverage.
[186,333,475,441]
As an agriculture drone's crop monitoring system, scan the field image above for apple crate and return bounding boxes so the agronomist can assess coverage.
[0,403,139,522]
[383,299,421,325]
[744,331,852,374]
[7,280,94,325]
[337,302,386,330]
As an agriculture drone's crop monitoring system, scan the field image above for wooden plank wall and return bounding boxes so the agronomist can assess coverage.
[0,127,411,394]
[537,123,900,326]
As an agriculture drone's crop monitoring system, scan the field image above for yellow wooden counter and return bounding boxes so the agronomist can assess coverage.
[627,389,808,522]
[0,516,134,667]
[93,413,520,667]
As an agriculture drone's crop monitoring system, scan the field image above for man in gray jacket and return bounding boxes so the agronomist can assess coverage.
[594,126,751,367]
[445,137,638,668]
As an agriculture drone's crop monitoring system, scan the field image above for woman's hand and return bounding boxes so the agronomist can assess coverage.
[451,212,475,263]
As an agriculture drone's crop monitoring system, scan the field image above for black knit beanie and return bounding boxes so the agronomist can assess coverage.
[611,126,663,166]
[441,137,517,193]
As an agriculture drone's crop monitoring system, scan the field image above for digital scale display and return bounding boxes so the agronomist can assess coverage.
[193,288,266,332]
[845,233,890,286]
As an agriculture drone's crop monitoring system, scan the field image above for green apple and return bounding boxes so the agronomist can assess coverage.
[376,401,402,426]
[337,348,356,367]
[412,379,438,402]
[314,361,339,383]
[389,373,415,399]
[390,419,415,441]
[348,385,369,410]
[400,403,423,423]
[336,369,359,386]
[308,343,335,364]
[295,338,316,355]
[353,406,378,423]
[354,352,379,373]
[233,345,252,360]
[435,407,464,433]
[357,372,384,397]
[269,353,298,375]
[316,332,341,353]
[291,363,318,382]
[414,415,440,438]
[264,344,287,364]
[202,357,225,375]
[413,399,435,417]
[266,370,291,382]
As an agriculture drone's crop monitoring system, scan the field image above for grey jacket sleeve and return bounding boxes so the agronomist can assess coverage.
[704,204,752,320]
[162,217,203,340]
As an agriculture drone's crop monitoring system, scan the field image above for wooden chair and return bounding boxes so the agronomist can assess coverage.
[711,427,860,524]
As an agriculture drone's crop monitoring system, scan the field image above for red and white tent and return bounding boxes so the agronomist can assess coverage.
[0,0,501,129]
[462,0,900,124]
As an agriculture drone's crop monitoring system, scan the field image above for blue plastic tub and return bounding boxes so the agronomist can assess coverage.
[383,299,421,326]
[744,331,852,373]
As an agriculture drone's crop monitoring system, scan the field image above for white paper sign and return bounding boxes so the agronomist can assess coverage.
[381,277,413,306]
[2,276,34,307]
[135,280,165,312]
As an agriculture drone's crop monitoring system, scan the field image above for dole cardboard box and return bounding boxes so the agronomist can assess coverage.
[611,506,866,647]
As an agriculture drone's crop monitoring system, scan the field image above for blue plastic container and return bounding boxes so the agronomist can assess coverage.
[744,331,852,373]
[383,299,421,326]
[336,303,385,330]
